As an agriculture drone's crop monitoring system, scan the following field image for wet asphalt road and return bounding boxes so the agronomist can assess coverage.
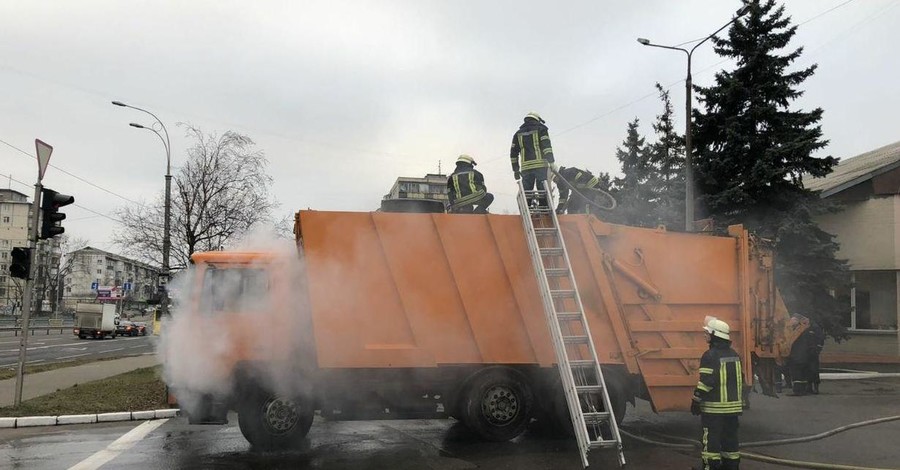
[1,375,898,469]
[0,332,154,370]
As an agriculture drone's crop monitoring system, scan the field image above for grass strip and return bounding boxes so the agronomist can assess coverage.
[0,365,168,417]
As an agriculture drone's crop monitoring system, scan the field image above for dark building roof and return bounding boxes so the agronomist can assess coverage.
[807,140,900,198]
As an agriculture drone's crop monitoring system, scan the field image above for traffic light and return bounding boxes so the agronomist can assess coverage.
[40,188,74,240]
[10,247,32,279]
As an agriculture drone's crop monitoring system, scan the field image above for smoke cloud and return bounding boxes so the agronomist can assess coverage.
[157,226,314,417]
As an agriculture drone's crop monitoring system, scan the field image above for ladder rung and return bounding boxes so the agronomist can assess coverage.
[550,289,576,298]
[576,385,605,394]
[534,228,558,235]
[544,267,570,277]
[556,312,584,322]
[589,440,620,449]
[569,359,595,367]
[562,335,590,344]
[583,411,612,423]
[539,247,563,256]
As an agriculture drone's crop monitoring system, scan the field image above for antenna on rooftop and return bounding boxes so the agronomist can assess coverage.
[438,160,442,175]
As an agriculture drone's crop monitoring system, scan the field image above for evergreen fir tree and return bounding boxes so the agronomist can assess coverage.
[611,118,654,226]
[648,83,685,230]
[692,0,848,338]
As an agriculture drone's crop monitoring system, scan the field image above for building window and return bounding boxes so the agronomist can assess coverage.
[849,271,898,331]
[1,252,6,260]
[0,275,6,283]
[2,216,9,223]
[97,269,102,274]
[97,259,102,264]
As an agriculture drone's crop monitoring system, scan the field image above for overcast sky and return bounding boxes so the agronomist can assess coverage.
[2,0,898,254]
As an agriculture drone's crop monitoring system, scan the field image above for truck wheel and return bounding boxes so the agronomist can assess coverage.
[237,390,314,451]
[461,367,534,442]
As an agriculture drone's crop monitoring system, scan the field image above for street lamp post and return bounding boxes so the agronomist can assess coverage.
[638,4,750,232]
[112,101,171,317]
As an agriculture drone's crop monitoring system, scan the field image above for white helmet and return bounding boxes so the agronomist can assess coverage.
[457,154,476,166]
[703,316,731,341]
[525,112,545,123]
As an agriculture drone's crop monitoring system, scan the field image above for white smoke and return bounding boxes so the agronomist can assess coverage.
[158,226,314,416]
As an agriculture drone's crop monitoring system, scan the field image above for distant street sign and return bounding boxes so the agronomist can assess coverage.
[35,139,53,181]
[124,282,132,291]
[91,281,99,290]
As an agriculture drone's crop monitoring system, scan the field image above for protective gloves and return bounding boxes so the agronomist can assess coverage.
[514,171,521,181]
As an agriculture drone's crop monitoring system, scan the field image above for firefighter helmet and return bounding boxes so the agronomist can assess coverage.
[703,316,731,341]
[525,112,545,123]
[457,154,476,166]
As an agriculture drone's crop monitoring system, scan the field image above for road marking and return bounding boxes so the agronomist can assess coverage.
[57,352,92,360]
[67,419,168,470]
[102,347,125,353]
[0,341,86,353]
[128,346,145,349]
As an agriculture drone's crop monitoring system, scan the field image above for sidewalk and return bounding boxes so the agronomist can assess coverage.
[0,354,160,408]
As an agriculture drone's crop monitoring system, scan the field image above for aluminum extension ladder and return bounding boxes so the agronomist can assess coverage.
[516,179,626,468]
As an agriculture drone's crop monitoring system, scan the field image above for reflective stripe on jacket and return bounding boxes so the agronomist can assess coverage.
[694,343,743,415]
[447,168,486,207]
[510,118,554,173]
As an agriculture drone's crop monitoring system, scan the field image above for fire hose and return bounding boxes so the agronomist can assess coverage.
[619,414,900,470]
[549,167,617,213]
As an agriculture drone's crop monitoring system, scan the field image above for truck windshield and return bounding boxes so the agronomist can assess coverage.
[200,266,270,314]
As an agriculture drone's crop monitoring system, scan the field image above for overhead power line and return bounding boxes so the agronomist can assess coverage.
[0,171,124,225]
[555,0,860,138]
[0,137,145,208]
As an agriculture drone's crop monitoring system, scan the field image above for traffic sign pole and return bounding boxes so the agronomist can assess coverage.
[14,140,53,407]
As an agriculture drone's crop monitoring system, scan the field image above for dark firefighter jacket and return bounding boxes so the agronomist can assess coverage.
[693,341,743,415]
[447,163,487,207]
[557,166,600,201]
[510,117,555,173]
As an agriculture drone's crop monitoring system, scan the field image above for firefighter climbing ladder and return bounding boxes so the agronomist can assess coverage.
[516,178,626,468]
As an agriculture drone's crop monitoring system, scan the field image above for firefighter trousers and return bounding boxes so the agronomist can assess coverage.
[701,414,740,470]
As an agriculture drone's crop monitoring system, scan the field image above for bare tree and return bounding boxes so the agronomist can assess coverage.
[115,126,277,268]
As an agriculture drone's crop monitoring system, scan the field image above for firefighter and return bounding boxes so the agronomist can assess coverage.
[447,154,494,214]
[692,316,743,470]
[554,166,601,214]
[808,320,825,394]
[510,112,555,207]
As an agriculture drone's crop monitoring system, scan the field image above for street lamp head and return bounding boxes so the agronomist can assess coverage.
[637,38,651,45]
[129,123,145,129]
[111,101,127,107]
[736,3,751,16]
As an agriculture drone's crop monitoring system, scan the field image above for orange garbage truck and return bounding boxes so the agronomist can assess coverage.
[170,209,793,450]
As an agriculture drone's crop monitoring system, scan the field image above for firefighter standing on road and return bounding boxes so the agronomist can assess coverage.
[510,112,555,206]
[554,166,601,214]
[692,317,744,470]
[447,155,494,214]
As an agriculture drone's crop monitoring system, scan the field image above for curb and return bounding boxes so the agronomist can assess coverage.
[0,409,180,429]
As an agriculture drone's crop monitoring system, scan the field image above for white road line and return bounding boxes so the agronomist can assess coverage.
[57,352,92,360]
[127,346,145,349]
[67,419,168,470]
[102,348,125,353]
[0,341,87,353]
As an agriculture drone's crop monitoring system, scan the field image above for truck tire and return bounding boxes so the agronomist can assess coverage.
[461,367,534,442]
[237,389,314,451]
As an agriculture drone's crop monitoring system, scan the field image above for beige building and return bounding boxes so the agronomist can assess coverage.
[807,140,900,356]
[63,247,162,308]
[1,188,68,315]
[383,173,449,206]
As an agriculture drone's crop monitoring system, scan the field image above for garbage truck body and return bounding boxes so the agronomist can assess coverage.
[174,210,792,449]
